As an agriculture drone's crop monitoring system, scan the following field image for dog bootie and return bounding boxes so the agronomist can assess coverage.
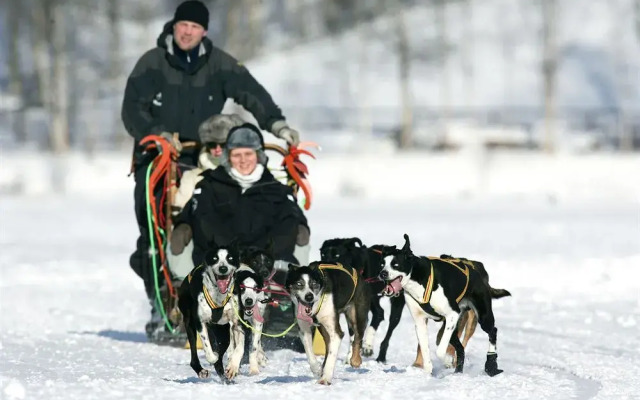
[484,353,503,377]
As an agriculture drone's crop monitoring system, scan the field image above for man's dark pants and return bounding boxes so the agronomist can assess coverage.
[129,146,199,301]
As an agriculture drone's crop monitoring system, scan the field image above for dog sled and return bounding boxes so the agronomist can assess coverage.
[137,132,318,350]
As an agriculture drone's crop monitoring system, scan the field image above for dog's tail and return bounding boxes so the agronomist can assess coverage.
[490,287,511,299]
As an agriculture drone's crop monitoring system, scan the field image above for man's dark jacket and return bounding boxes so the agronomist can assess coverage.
[122,21,284,143]
[185,167,308,267]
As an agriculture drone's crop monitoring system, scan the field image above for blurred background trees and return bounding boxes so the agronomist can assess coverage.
[1,0,638,153]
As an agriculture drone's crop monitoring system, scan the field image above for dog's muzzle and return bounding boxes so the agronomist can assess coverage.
[243,302,264,323]
[214,272,233,293]
[381,276,403,297]
[295,296,315,324]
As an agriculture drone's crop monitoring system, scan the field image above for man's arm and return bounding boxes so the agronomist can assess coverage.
[121,51,166,142]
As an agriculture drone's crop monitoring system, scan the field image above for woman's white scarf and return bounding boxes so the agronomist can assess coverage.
[229,164,264,193]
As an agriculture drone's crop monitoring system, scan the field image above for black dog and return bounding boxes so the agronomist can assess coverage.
[379,234,505,377]
[285,262,370,385]
[433,254,511,366]
[320,238,402,362]
[178,243,245,382]
[239,242,275,281]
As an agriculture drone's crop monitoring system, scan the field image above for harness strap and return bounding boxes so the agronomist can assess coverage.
[421,257,470,304]
[203,284,234,309]
[232,300,298,338]
[302,263,358,319]
[318,263,359,304]
[187,264,203,283]
[422,262,436,303]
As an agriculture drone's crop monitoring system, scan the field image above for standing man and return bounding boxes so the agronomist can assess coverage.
[121,0,301,340]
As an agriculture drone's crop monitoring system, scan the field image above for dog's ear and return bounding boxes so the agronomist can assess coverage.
[256,274,265,288]
[288,263,299,271]
[348,238,363,248]
[402,234,411,253]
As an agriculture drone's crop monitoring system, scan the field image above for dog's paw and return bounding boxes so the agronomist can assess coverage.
[362,346,374,357]
[257,352,268,367]
[344,348,353,364]
[443,354,455,369]
[350,353,362,369]
[249,365,260,376]
[310,364,322,378]
[220,376,235,385]
[225,364,239,380]
[422,362,433,375]
[198,369,211,379]
[316,377,332,385]
[205,351,219,365]
[485,353,503,377]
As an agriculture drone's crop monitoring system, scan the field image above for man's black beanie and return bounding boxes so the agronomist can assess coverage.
[173,0,209,30]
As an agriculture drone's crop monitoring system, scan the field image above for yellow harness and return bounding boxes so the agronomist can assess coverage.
[188,264,234,310]
[310,263,359,316]
[422,257,471,304]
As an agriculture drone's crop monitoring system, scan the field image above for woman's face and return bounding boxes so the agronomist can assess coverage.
[229,148,258,175]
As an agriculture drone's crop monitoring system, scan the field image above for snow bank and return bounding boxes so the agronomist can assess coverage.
[1,149,638,205]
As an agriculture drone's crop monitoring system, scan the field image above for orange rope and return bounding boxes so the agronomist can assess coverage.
[139,135,178,298]
[282,143,318,210]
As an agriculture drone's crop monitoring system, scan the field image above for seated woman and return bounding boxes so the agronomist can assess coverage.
[174,122,309,270]
[173,122,309,352]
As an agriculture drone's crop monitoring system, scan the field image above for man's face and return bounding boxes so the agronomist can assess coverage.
[173,21,207,51]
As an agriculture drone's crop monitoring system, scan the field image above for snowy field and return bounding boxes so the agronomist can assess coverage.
[1,185,639,399]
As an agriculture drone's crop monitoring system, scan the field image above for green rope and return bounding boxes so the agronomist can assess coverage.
[145,162,176,334]
[231,299,298,338]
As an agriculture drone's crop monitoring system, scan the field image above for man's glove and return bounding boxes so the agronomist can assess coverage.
[160,131,183,152]
[170,224,192,255]
[270,120,300,146]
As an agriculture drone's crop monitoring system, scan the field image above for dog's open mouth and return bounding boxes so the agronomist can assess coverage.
[214,274,232,293]
[296,301,314,323]
[244,303,264,323]
[382,276,403,297]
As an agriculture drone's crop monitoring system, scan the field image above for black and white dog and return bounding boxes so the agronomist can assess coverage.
[178,243,246,382]
[233,268,268,375]
[320,238,402,362]
[285,262,370,385]
[378,234,505,377]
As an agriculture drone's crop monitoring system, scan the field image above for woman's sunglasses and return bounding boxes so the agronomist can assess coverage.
[205,141,225,149]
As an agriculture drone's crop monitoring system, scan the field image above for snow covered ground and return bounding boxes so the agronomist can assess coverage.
[1,182,638,399]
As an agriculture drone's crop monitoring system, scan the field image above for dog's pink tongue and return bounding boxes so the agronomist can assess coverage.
[252,304,264,323]
[216,277,230,293]
[386,278,403,296]
[296,303,314,323]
